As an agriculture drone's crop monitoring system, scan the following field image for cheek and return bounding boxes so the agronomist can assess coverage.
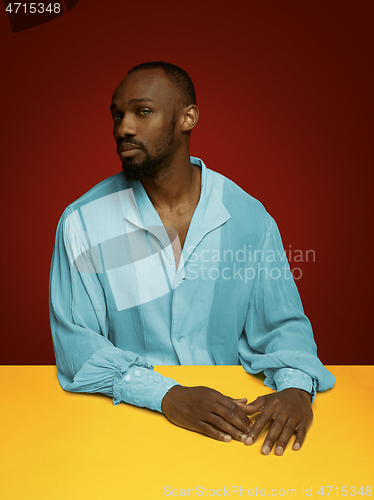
[141,117,172,151]
[145,131,166,152]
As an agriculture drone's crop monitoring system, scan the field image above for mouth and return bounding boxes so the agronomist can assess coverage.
[117,144,142,158]
[119,148,142,158]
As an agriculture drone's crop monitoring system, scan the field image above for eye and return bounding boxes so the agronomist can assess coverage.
[112,115,122,122]
[138,109,152,116]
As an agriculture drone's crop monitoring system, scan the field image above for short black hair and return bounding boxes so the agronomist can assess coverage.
[127,61,197,106]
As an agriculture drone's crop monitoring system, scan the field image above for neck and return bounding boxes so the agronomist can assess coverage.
[141,152,200,212]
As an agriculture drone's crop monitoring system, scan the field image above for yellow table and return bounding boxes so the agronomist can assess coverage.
[1,366,373,499]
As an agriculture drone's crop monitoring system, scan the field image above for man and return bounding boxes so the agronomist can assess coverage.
[49,61,335,456]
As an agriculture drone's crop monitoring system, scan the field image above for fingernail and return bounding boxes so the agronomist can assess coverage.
[223,434,232,442]
[293,443,300,451]
[261,445,270,455]
[241,434,248,442]
[275,446,284,456]
[245,436,253,446]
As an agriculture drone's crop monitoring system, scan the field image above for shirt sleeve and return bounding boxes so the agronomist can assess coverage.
[271,367,316,401]
[239,216,335,398]
[49,207,179,412]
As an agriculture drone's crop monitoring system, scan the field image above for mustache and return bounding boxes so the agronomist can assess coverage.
[116,138,145,153]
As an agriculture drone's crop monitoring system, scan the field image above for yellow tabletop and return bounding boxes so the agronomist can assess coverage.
[0,366,373,499]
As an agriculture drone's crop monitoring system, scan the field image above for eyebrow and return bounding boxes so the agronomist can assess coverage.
[129,98,154,104]
[110,98,154,111]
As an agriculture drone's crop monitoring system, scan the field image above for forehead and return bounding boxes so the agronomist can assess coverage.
[112,69,178,108]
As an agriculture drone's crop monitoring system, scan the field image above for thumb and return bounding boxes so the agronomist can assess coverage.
[237,396,266,415]
[231,398,248,404]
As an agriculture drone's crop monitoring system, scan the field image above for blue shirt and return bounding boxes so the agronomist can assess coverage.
[49,157,335,411]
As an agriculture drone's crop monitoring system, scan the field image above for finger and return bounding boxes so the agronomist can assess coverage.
[234,401,253,413]
[238,396,266,416]
[216,399,253,434]
[244,407,273,446]
[259,414,289,455]
[231,398,248,404]
[218,395,253,424]
[292,424,307,452]
[270,418,297,456]
[197,421,233,443]
[207,411,251,443]
[207,414,248,443]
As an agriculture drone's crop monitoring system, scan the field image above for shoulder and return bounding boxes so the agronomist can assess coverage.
[207,168,271,233]
[57,172,128,240]
[67,172,125,213]
[58,171,126,222]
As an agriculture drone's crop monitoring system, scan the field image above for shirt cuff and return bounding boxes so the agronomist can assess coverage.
[273,368,316,402]
[119,364,180,412]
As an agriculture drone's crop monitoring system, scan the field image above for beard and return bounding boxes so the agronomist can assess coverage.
[119,119,176,182]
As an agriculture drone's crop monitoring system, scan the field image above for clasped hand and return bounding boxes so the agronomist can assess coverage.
[161,385,313,455]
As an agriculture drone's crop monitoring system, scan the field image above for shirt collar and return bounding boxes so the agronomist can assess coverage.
[181,157,231,265]
[116,157,231,263]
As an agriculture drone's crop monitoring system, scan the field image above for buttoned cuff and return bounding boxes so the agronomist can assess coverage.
[119,364,180,412]
[272,368,316,402]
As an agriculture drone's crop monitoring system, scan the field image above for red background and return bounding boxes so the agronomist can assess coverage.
[0,0,373,365]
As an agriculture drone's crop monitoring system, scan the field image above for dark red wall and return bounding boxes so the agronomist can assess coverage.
[0,1,372,364]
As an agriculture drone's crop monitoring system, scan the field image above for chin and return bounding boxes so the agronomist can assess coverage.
[121,157,161,182]
[121,168,143,182]
[121,165,150,182]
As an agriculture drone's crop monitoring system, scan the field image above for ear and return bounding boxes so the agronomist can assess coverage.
[180,105,199,132]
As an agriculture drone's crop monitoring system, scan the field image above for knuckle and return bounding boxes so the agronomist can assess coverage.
[225,409,235,420]
[200,422,224,442]
[199,422,212,436]
[249,426,260,439]
[264,436,275,446]
[258,413,269,424]
[284,422,295,433]
[214,428,224,439]
[215,417,226,427]
[205,401,216,413]
[228,402,237,412]
[234,430,245,441]
[296,427,307,439]
[267,394,278,404]
[199,421,209,432]
[272,419,284,429]
[242,423,252,433]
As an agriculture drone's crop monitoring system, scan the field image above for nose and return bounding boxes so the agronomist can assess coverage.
[116,114,137,138]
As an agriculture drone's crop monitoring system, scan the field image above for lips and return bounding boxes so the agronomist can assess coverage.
[117,143,143,158]
[117,143,142,159]
[117,143,141,153]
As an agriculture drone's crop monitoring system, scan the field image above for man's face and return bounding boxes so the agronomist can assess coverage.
[111,69,181,181]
